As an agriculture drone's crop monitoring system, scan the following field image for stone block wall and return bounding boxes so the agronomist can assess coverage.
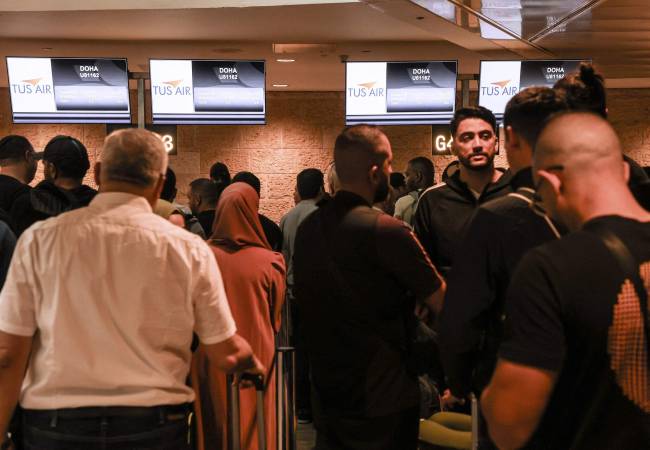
[1,89,649,222]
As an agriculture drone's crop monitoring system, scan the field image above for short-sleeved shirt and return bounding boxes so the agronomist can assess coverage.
[279,198,318,296]
[293,190,442,417]
[500,215,650,449]
[0,192,236,409]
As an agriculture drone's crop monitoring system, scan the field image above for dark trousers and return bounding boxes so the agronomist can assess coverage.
[313,403,419,450]
[290,302,311,413]
[22,404,191,450]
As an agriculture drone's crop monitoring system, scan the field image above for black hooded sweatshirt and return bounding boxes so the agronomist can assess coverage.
[10,180,97,236]
[413,168,512,277]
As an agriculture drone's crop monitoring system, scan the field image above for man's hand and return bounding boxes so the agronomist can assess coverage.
[237,355,265,389]
[440,389,466,410]
[202,333,264,378]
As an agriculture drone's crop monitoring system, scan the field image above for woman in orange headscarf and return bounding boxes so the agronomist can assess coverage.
[193,182,286,450]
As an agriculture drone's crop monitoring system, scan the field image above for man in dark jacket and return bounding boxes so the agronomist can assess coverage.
[439,88,568,409]
[0,135,37,216]
[413,107,511,276]
[188,178,220,237]
[11,135,97,235]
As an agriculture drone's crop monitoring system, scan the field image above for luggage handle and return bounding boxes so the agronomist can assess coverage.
[240,373,265,391]
[228,373,266,450]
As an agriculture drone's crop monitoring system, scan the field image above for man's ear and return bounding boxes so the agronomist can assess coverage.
[152,173,165,201]
[368,164,380,184]
[505,126,519,150]
[623,160,631,183]
[537,169,562,196]
[449,138,459,157]
[94,162,102,187]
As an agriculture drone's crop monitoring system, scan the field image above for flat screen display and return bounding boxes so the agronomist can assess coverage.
[479,60,587,117]
[345,61,458,125]
[6,57,131,124]
[150,59,266,125]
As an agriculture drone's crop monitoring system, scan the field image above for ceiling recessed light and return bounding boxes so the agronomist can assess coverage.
[273,84,289,87]
[276,58,295,63]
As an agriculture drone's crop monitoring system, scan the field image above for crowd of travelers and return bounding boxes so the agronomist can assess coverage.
[0,63,648,450]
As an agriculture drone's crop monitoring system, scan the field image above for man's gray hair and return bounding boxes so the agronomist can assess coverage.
[100,128,168,187]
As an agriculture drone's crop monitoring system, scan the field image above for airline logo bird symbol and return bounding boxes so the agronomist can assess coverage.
[491,80,511,88]
[21,78,42,86]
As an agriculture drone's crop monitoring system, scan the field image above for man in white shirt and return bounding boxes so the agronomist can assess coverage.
[279,168,324,423]
[0,128,262,450]
[394,157,435,226]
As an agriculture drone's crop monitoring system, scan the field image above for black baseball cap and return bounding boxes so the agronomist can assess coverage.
[38,135,90,179]
[0,135,35,161]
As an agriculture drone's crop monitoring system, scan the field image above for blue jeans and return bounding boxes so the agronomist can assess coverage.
[22,404,192,450]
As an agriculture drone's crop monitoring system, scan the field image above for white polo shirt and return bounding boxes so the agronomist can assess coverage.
[0,192,236,409]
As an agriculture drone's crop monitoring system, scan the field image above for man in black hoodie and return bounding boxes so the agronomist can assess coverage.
[413,107,511,277]
[439,88,568,414]
[11,136,97,235]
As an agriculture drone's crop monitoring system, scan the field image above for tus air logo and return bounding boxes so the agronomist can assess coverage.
[11,77,52,94]
[348,81,385,98]
[481,79,519,97]
[153,79,191,96]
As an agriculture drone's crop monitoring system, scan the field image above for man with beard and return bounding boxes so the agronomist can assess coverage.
[293,125,445,450]
[413,107,511,277]
[293,125,446,450]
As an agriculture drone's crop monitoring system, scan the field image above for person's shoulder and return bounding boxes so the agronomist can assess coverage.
[375,212,414,239]
[419,182,450,199]
[521,229,601,274]
[479,192,528,216]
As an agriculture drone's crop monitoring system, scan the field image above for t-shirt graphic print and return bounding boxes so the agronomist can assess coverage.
[609,261,650,413]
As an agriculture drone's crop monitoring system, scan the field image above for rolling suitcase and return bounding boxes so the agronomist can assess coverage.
[227,373,266,450]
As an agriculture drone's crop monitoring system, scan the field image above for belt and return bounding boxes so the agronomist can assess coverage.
[23,403,191,422]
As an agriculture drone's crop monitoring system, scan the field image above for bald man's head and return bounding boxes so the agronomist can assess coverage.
[333,125,392,203]
[534,111,623,177]
[334,125,390,183]
[534,112,629,230]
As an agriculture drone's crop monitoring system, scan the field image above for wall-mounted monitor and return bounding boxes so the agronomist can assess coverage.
[6,57,131,124]
[345,61,458,126]
[479,59,587,118]
[150,59,265,125]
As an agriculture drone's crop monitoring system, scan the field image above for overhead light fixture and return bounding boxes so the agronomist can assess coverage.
[273,84,289,87]
[276,58,295,63]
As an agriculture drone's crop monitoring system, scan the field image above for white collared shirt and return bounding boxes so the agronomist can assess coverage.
[0,192,236,409]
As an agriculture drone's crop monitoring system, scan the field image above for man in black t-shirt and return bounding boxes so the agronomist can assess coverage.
[482,112,650,450]
[0,135,38,215]
[294,125,446,450]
